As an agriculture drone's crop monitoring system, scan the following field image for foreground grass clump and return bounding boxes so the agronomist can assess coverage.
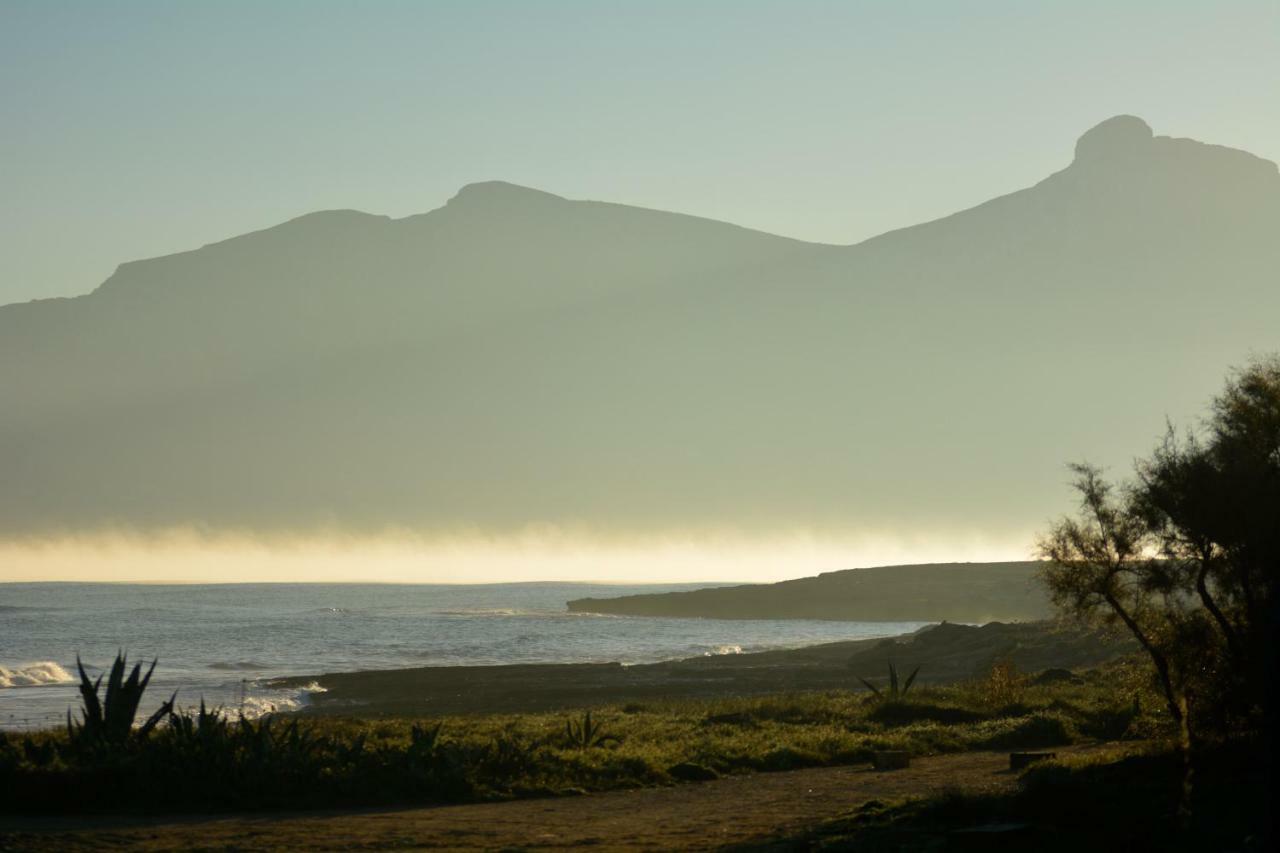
[0,656,1164,814]
[764,738,1266,852]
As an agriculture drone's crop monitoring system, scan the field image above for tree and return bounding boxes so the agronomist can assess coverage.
[1037,462,1187,724]
[1038,356,1280,735]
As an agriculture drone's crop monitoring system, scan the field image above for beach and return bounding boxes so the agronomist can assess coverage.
[276,620,1129,717]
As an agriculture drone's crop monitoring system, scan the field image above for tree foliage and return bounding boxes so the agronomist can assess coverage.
[1038,356,1279,736]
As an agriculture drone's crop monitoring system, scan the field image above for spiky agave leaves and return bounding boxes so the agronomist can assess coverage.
[409,721,444,756]
[67,652,175,748]
[857,660,921,701]
[168,698,230,748]
[564,711,620,749]
[892,660,921,697]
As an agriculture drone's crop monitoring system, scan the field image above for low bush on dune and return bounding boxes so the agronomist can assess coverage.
[0,652,1167,814]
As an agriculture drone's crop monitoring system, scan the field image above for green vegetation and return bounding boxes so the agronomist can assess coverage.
[0,654,1160,815]
[563,711,621,749]
[1039,356,1278,740]
[857,660,920,700]
[748,738,1266,852]
[67,653,174,749]
[1038,356,1278,831]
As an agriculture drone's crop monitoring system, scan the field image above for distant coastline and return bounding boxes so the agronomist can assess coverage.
[567,561,1052,623]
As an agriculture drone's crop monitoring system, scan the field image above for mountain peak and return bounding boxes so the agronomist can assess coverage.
[1073,115,1154,165]
[446,181,566,209]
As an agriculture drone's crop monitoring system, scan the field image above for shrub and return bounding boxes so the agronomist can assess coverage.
[983,659,1026,708]
[563,711,620,749]
[973,713,1075,750]
[857,661,920,701]
[67,653,175,751]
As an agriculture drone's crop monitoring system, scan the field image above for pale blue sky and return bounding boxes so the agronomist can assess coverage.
[3,0,1277,305]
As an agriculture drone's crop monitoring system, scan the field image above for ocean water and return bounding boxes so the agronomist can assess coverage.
[0,582,927,731]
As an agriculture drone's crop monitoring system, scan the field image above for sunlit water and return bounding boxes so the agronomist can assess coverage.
[0,582,927,731]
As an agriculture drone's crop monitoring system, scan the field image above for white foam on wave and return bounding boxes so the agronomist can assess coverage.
[704,644,743,656]
[0,661,75,688]
[435,607,528,617]
[233,681,329,719]
[435,607,620,620]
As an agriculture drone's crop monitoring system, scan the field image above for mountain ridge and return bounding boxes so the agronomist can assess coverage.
[16,115,1275,315]
[2,116,1276,541]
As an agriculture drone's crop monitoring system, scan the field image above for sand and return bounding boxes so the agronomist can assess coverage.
[276,620,1128,718]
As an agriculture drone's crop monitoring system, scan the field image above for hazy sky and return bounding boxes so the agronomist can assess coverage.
[3,0,1277,306]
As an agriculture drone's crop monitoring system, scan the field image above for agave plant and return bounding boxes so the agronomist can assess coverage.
[408,721,444,759]
[335,732,368,765]
[858,660,920,701]
[67,652,175,748]
[482,733,536,774]
[168,698,230,747]
[564,711,620,749]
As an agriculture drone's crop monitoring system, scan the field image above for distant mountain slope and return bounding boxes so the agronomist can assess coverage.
[566,562,1051,622]
[1,116,1277,538]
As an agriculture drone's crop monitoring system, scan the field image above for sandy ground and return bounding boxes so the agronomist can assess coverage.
[276,621,1127,718]
[0,743,1129,852]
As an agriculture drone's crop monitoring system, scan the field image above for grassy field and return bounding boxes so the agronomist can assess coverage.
[2,656,1166,815]
[746,738,1268,851]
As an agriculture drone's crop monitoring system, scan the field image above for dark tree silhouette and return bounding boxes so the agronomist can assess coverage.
[1038,356,1279,734]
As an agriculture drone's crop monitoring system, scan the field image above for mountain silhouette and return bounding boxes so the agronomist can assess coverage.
[2,117,1277,538]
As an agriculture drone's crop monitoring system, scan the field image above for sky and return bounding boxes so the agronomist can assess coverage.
[2,0,1278,306]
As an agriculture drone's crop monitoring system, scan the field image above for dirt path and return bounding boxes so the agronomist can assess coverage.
[0,744,1125,851]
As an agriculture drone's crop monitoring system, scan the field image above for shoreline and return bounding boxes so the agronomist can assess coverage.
[275,620,1130,717]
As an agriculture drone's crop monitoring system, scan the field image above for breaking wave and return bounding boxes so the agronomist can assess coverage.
[238,681,328,719]
[0,661,75,688]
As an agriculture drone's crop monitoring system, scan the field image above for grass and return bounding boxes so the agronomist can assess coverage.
[0,655,1171,815]
[743,738,1267,852]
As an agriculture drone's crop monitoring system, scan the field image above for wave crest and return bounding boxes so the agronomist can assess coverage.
[0,661,75,688]
[235,681,328,718]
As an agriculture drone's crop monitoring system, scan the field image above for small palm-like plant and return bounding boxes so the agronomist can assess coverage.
[564,711,620,749]
[858,661,920,701]
[67,652,174,748]
[482,733,536,775]
[408,721,444,759]
[168,699,229,747]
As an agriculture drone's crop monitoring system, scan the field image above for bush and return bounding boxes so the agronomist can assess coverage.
[973,713,1075,750]
[983,659,1026,708]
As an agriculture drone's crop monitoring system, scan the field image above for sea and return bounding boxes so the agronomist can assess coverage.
[0,582,927,731]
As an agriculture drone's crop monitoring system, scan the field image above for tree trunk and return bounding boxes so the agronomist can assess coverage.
[1104,592,1183,724]
[1195,554,1243,663]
